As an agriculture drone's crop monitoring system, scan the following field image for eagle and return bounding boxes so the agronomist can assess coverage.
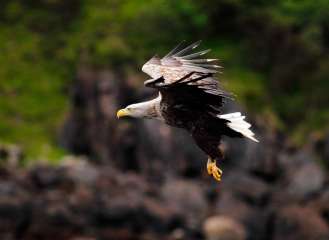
[117,41,258,181]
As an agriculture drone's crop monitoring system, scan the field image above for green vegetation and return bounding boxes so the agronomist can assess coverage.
[0,0,328,160]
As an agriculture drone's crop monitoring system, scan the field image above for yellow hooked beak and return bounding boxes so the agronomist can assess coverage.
[116,108,130,118]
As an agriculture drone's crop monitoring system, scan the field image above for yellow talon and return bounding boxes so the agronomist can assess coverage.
[207,158,223,181]
[207,158,213,175]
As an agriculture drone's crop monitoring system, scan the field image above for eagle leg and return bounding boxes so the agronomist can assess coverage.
[207,158,222,181]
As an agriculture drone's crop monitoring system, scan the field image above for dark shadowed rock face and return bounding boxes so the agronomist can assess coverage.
[0,161,194,240]
[273,206,329,240]
[286,162,325,199]
[221,171,270,205]
[214,191,270,240]
[161,178,208,229]
[0,151,326,240]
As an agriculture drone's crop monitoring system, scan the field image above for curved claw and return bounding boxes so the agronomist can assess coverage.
[207,158,213,175]
[212,166,222,181]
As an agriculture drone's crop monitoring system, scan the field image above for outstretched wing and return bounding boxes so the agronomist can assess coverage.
[143,41,233,116]
[142,41,231,101]
[142,41,222,83]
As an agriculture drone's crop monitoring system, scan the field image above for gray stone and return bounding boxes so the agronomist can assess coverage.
[203,216,246,240]
[287,162,325,199]
[161,178,208,228]
[273,205,329,240]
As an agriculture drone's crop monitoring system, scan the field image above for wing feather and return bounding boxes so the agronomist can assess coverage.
[171,40,202,57]
[162,41,186,59]
[142,41,221,80]
[178,49,211,60]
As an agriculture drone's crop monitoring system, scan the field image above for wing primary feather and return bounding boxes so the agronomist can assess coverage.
[178,49,211,59]
[173,40,202,57]
[180,65,218,73]
[181,59,218,63]
[183,64,223,70]
[163,41,186,59]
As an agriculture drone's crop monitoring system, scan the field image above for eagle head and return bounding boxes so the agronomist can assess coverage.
[117,101,157,119]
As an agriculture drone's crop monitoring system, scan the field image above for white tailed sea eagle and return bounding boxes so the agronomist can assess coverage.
[117,41,258,181]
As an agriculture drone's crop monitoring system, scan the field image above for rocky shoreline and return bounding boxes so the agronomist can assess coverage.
[0,139,328,240]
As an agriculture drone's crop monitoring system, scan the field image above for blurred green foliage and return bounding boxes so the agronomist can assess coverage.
[0,0,328,160]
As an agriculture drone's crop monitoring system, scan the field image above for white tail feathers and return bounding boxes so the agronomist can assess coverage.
[219,112,259,142]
